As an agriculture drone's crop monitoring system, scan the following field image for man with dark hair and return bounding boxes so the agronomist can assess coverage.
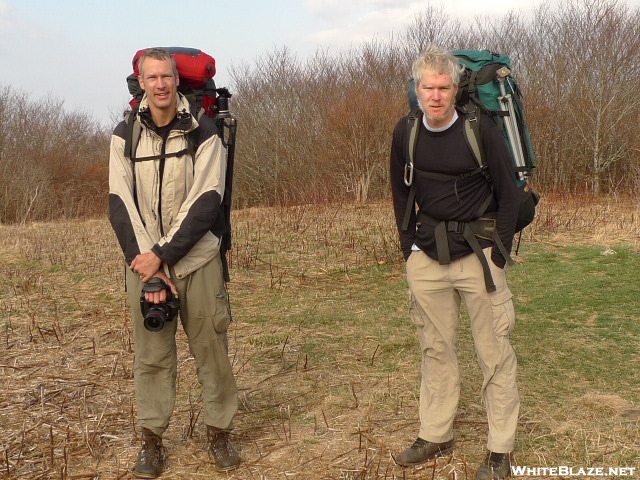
[390,44,521,480]
[109,48,240,477]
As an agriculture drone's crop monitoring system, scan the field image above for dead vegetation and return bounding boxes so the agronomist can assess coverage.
[0,196,638,479]
[2,1,640,225]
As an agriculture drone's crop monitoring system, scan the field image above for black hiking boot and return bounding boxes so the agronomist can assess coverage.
[394,437,454,467]
[207,425,240,471]
[133,427,165,478]
[476,451,511,480]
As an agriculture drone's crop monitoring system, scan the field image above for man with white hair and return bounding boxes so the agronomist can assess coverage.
[389,44,521,480]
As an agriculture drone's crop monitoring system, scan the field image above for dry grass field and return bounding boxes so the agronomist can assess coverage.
[1,194,639,479]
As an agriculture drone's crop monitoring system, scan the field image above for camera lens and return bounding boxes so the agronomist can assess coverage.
[140,278,179,332]
[143,309,166,332]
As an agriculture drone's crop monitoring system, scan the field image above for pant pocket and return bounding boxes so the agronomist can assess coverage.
[489,289,515,337]
[212,287,231,333]
[409,291,428,328]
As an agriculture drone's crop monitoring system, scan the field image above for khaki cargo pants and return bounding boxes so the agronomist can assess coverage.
[126,254,238,436]
[406,248,519,453]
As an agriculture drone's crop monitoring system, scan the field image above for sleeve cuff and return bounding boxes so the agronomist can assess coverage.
[151,244,171,265]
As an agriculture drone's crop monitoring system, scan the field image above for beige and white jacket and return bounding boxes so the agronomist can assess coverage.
[109,93,227,279]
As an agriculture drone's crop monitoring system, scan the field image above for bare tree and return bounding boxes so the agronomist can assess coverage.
[562,0,640,193]
[0,85,109,223]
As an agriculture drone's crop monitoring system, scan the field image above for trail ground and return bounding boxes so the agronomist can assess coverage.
[1,195,638,479]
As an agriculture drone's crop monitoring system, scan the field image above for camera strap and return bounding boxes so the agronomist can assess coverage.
[142,277,168,293]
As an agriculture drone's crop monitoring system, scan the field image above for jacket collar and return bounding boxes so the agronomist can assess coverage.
[137,93,198,133]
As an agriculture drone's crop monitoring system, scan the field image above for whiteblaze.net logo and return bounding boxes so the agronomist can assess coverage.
[511,466,637,477]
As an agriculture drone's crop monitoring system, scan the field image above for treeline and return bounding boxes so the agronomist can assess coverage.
[231,0,640,206]
[0,86,110,223]
[1,0,638,223]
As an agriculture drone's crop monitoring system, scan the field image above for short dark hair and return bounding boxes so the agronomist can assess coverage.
[138,48,178,78]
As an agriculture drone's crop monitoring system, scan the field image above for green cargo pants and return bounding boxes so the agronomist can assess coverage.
[126,254,238,436]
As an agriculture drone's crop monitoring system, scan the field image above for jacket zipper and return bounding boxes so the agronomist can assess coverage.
[158,137,167,237]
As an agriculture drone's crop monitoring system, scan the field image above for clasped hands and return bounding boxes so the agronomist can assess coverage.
[130,252,178,303]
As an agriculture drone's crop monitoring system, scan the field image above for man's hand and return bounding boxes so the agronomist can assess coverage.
[131,252,162,282]
[144,271,179,304]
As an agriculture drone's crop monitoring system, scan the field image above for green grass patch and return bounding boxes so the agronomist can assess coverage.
[232,238,640,472]
[509,244,640,399]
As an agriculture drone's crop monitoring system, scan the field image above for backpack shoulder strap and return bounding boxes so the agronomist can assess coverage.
[186,130,197,160]
[459,106,484,169]
[401,107,422,232]
[459,108,512,263]
[122,110,141,212]
[460,108,495,219]
[123,110,142,161]
[407,107,422,175]
[186,109,206,160]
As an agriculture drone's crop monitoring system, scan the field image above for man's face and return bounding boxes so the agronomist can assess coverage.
[416,68,458,128]
[138,58,179,114]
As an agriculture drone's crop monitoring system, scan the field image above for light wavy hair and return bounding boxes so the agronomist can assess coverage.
[412,44,464,86]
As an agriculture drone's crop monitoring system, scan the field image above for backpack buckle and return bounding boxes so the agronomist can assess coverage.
[404,162,414,186]
[446,220,465,234]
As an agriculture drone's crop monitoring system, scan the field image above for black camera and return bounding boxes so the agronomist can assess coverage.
[140,278,180,332]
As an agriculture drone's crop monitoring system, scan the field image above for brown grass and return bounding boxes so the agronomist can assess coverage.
[0,195,638,479]
[525,192,640,247]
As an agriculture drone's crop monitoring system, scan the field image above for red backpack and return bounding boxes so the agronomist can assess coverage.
[127,46,219,118]
[123,47,237,281]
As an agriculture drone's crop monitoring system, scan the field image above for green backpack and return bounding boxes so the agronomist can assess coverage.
[454,49,536,186]
[405,49,539,233]
[403,49,539,292]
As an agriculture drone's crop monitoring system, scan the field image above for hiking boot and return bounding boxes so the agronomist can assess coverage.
[476,451,511,480]
[133,428,164,478]
[207,425,240,471]
[394,438,454,467]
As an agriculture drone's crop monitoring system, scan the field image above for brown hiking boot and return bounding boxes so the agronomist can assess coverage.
[133,427,165,478]
[207,425,240,471]
[394,437,454,467]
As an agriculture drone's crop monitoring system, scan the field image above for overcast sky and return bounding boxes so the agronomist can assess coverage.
[1,0,638,126]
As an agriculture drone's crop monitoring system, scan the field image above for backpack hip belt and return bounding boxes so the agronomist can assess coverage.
[417,211,514,293]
